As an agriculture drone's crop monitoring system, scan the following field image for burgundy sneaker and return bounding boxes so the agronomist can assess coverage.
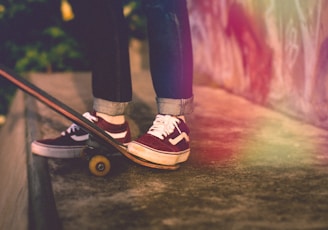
[127,114,190,165]
[31,112,131,158]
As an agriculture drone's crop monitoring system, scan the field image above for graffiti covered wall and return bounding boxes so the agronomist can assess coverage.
[189,0,328,128]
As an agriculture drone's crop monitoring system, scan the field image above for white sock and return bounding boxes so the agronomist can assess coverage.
[96,112,125,125]
[177,115,186,122]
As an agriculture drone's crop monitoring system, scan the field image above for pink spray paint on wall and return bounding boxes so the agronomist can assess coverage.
[189,0,328,128]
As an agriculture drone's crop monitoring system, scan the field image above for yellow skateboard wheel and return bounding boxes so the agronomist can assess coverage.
[89,155,111,177]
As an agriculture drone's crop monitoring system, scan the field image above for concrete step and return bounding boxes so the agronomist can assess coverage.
[0,90,60,230]
[0,91,28,230]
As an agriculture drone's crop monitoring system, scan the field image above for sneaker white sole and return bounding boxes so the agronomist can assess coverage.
[127,141,190,166]
[31,141,84,158]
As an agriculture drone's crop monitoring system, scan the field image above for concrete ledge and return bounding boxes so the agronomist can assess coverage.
[0,91,28,230]
[25,95,61,230]
[0,90,61,230]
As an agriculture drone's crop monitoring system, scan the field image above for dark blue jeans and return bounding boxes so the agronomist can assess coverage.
[70,0,193,115]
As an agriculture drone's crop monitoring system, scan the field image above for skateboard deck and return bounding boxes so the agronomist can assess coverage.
[0,64,179,175]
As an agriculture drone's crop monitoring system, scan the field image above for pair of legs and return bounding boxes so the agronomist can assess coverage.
[32,0,193,166]
[83,0,193,116]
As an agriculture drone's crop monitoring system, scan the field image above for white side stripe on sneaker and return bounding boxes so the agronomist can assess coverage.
[71,134,89,141]
[105,130,128,139]
[169,132,190,146]
[71,131,127,141]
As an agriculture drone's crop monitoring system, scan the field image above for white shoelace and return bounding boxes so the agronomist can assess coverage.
[61,112,98,136]
[147,115,181,140]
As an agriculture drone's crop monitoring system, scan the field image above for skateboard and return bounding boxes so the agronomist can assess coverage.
[0,64,179,176]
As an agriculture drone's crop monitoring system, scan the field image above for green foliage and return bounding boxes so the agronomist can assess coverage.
[0,83,15,115]
[14,26,87,72]
[123,0,147,39]
[0,1,88,72]
[0,0,145,115]
[0,0,79,114]
[0,0,144,72]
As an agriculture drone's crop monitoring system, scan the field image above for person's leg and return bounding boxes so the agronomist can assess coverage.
[32,0,132,158]
[87,0,132,111]
[128,0,193,165]
[71,0,132,120]
[144,0,193,111]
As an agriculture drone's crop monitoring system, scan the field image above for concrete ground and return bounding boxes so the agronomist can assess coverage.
[27,69,328,230]
[2,41,328,230]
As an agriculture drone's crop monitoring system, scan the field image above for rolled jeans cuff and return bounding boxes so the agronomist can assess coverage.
[93,97,129,116]
[156,97,194,116]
